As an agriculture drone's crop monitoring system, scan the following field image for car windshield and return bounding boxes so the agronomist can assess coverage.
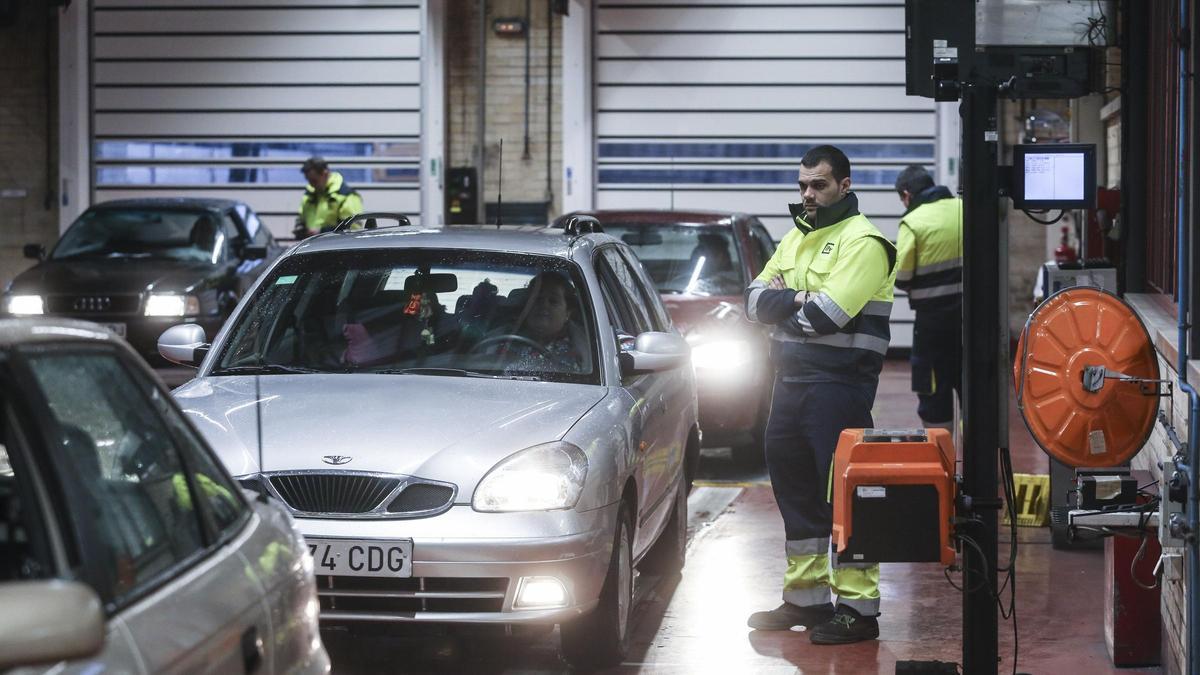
[52,208,226,263]
[602,224,745,296]
[214,248,600,384]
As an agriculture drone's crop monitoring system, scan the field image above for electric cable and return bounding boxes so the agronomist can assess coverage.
[1022,209,1066,225]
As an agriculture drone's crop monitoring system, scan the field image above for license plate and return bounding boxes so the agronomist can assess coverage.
[99,322,126,338]
[305,538,413,578]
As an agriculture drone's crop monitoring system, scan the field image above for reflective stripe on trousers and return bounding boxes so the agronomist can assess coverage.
[782,539,881,615]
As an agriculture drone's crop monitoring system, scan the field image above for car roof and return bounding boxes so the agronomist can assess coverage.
[285,224,617,259]
[0,318,127,349]
[559,209,746,227]
[89,197,246,212]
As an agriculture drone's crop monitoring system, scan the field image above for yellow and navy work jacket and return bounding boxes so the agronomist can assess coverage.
[299,171,364,234]
[744,193,897,386]
[895,186,962,314]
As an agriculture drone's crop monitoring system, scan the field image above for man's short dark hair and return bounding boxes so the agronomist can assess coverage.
[894,164,935,196]
[302,156,329,173]
[800,145,851,182]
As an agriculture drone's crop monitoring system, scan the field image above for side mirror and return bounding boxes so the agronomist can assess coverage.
[22,244,45,260]
[0,580,105,669]
[619,331,690,376]
[243,245,268,260]
[158,324,209,367]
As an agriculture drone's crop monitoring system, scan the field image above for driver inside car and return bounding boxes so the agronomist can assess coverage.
[481,272,585,374]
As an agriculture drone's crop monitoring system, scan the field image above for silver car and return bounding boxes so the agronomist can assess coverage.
[0,318,328,674]
[161,222,700,668]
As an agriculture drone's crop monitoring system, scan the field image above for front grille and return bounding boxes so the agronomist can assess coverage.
[46,294,140,314]
[387,483,455,514]
[318,575,508,615]
[269,473,400,514]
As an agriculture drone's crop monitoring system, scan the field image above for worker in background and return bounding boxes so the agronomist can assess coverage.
[295,156,363,239]
[744,145,896,644]
[893,165,963,433]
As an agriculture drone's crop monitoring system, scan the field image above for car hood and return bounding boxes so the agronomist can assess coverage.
[174,374,608,496]
[10,258,217,295]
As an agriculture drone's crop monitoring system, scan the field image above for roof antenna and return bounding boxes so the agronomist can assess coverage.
[496,139,503,229]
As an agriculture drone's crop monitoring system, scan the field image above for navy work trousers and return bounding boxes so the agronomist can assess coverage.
[764,376,875,543]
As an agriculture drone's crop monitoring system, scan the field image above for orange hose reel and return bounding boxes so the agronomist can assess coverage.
[1014,287,1162,468]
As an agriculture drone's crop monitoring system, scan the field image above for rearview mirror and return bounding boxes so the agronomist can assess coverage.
[0,580,105,669]
[22,244,45,260]
[404,273,458,294]
[619,331,690,375]
[158,324,209,367]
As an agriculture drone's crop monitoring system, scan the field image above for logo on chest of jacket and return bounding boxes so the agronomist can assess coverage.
[821,242,835,255]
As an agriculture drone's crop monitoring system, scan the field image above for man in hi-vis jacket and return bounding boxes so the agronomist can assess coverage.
[744,145,897,645]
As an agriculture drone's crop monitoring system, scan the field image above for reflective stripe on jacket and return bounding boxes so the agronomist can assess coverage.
[299,171,364,234]
[895,187,962,312]
[744,192,897,385]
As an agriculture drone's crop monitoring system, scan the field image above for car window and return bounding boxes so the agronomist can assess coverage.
[52,209,227,265]
[601,223,745,296]
[750,223,776,276]
[247,211,271,245]
[598,248,653,334]
[25,350,207,606]
[145,376,247,536]
[617,247,671,332]
[595,253,648,341]
[214,249,600,385]
[0,402,54,583]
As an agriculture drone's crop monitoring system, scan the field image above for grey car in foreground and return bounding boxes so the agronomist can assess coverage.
[0,318,328,674]
[161,222,700,667]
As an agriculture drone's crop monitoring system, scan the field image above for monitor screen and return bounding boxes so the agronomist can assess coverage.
[1011,143,1096,210]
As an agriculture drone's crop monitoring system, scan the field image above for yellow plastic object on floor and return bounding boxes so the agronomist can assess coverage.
[1003,473,1050,527]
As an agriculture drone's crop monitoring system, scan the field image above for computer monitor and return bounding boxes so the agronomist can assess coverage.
[1011,143,1096,210]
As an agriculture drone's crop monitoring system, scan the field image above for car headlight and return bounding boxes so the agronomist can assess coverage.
[6,294,44,315]
[472,442,588,512]
[145,293,200,317]
[690,339,754,370]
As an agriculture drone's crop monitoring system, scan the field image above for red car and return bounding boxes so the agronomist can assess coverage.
[556,210,776,464]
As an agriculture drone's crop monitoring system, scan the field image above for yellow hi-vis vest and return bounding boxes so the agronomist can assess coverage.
[745,193,897,383]
[895,192,963,312]
[299,171,364,234]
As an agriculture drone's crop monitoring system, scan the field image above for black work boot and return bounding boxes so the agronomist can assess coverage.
[809,605,879,644]
[747,602,835,631]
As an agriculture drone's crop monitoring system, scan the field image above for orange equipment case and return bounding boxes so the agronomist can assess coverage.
[831,428,956,566]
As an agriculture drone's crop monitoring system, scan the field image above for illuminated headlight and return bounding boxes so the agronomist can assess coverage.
[6,295,43,315]
[691,340,754,370]
[472,442,588,512]
[514,576,568,609]
[145,293,200,316]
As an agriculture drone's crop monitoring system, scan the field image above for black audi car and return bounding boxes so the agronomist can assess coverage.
[3,198,283,367]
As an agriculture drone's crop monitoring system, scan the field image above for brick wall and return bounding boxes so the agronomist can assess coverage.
[1128,294,1189,674]
[447,0,562,223]
[0,3,58,290]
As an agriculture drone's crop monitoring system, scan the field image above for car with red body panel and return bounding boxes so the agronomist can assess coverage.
[555,210,776,463]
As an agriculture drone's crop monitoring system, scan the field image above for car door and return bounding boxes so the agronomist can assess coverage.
[615,244,694,502]
[147,376,325,674]
[0,364,144,673]
[748,220,777,279]
[595,247,679,558]
[19,345,274,675]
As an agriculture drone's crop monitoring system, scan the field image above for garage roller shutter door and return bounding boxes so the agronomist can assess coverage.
[594,0,937,348]
[91,0,422,236]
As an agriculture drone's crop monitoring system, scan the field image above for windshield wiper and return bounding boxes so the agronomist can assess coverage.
[373,367,540,381]
[210,364,324,376]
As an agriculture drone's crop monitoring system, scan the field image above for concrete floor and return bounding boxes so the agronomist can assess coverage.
[323,360,1164,674]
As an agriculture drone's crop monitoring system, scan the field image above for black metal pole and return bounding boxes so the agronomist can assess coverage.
[960,81,1001,675]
